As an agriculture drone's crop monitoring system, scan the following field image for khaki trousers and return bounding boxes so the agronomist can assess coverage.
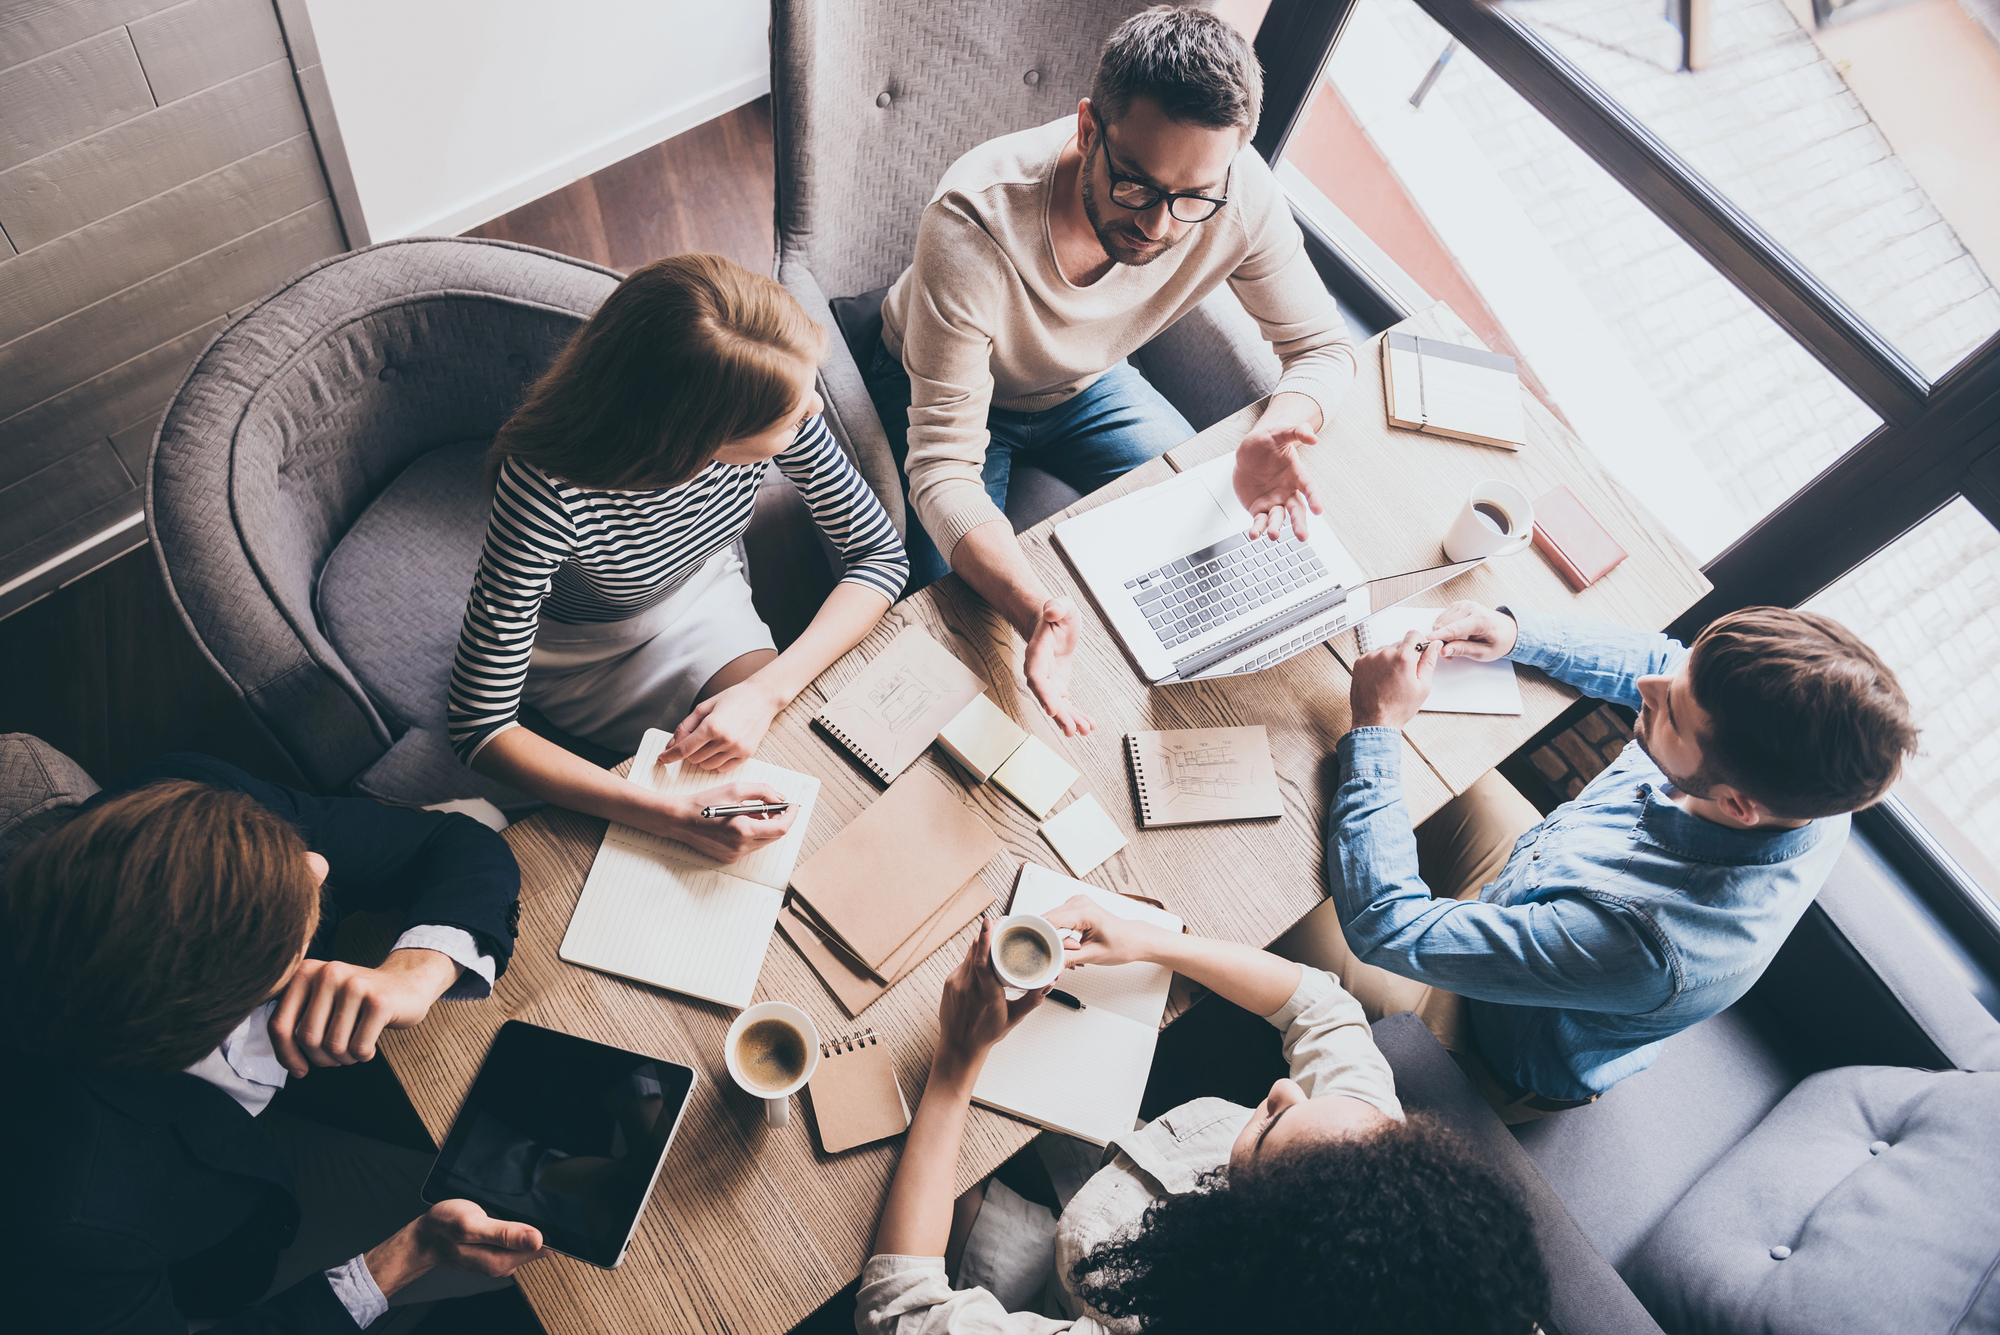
[1275,770,1578,1122]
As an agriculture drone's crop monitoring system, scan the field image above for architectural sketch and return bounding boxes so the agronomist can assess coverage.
[1160,738,1252,804]
[866,666,940,733]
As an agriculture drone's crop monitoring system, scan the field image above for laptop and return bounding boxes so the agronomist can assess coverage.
[1055,452,1483,683]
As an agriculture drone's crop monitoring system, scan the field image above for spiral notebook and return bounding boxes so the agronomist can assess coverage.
[1354,608,1522,715]
[1124,725,1283,828]
[807,1027,910,1154]
[558,729,820,1009]
[814,625,986,783]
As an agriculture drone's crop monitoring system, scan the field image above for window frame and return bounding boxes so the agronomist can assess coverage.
[1249,0,2000,964]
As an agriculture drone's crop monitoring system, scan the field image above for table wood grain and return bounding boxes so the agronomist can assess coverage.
[382,302,1706,1335]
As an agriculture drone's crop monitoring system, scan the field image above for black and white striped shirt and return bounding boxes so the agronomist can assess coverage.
[447,415,908,762]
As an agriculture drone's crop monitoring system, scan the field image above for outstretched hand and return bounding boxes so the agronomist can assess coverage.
[365,1200,554,1298]
[1233,423,1324,542]
[1023,597,1096,737]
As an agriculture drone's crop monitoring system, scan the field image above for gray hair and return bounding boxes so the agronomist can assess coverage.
[1090,6,1263,137]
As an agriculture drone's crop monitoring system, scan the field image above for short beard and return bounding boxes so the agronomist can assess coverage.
[1080,161,1180,267]
[1633,713,1716,798]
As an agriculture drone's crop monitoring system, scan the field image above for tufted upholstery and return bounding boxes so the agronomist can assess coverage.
[770,0,1282,537]
[149,238,619,796]
[1627,1065,2000,1334]
[0,734,99,874]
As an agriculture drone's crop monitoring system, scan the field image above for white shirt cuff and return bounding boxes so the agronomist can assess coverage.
[393,924,497,999]
[325,1253,388,1328]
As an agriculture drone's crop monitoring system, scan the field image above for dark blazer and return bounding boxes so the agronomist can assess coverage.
[2,754,521,1334]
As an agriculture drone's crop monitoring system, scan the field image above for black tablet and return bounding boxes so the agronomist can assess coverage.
[422,1021,696,1269]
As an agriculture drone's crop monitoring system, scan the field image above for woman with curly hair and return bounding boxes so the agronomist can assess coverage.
[858,897,1550,1335]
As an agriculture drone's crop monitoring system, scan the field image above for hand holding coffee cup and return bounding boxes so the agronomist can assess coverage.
[1443,480,1535,563]
[724,1001,820,1128]
[990,914,1069,997]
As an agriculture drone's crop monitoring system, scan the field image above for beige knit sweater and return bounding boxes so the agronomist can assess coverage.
[881,117,1357,562]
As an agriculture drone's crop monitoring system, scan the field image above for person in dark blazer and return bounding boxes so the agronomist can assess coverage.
[0,753,551,1332]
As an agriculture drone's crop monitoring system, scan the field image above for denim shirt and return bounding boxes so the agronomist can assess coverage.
[1326,608,1847,1100]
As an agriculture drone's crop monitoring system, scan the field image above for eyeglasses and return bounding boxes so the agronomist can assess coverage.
[1098,134,1231,224]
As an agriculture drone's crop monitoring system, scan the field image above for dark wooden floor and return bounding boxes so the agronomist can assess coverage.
[467,97,776,275]
[0,99,780,788]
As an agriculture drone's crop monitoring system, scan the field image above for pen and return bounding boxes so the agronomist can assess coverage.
[1047,989,1085,1010]
[700,800,793,819]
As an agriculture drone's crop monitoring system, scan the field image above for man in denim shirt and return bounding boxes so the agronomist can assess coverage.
[1286,601,1916,1121]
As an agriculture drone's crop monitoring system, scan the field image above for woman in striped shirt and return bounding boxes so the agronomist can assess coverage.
[448,254,908,862]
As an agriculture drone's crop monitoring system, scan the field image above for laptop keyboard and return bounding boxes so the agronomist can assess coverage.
[1125,530,1328,650]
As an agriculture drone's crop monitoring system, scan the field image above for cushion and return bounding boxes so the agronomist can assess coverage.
[317,438,493,732]
[0,735,98,872]
[1627,1065,2000,1334]
[352,725,539,817]
[829,284,891,370]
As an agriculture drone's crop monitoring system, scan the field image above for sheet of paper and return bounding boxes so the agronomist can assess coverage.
[614,729,822,888]
[559,842,781,1009]
[1355,607,1523,715]
[814,625,987,782]
[992,734,1079,819]
[1038,795,1128,878]
[971,1002,1158,1146]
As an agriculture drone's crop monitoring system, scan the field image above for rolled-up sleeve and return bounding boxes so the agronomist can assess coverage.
[1263,967,1402,1120]
[856,1256,1089,1335]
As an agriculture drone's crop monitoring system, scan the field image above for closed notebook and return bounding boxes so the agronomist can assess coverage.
[815,625,987,784]
[1382,332,1526,451]
[559,729,820,1009]
[789,766,1002,978]
[1125,725,1283,828]
[779,872,994,1017]
[807,1028,910,1154]
[971,864,1183,1146]
[1531,484,1628,591]
[1355,608,1522,715]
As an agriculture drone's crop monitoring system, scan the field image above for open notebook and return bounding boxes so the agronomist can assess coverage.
[1356,607,1522,715]
[559,728,821,1009]
[972,864,1183,1146]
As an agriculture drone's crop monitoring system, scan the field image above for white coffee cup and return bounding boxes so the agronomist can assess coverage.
[724,1001,820,1128]
[1443,479,1535,562]
[990,913,1068,996]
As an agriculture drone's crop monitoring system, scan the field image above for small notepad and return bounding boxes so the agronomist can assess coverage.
[559,730,821,1009]
[808,1027,910,1153]
[992,735,1079,819]
[1355,607,1523,715]
[1125,725,1283,828]
[814,626,986,783]
[1038,794,1128,878]
[938,694,1030,783]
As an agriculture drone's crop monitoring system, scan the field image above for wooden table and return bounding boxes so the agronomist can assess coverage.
[381,301,1707,1334]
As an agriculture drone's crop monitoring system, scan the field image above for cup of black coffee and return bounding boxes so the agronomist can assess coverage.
[990,914,1067,993]
[724,1001,820,1127]
[1443,479,1535,562]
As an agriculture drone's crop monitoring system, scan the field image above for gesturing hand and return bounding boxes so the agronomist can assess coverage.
[936,922,1046,1068]
[366,1200,554,1298]
[1023,597,1096,737]
[651,782,796,863]
[269,948,462,1079]
[1042,894,1174,968]
[1232,423,1323,542]
[1428,600,1518,661]
[1350,630,1442,731]
[660,678,789,770]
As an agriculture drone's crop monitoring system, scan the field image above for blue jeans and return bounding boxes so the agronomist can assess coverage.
[864,339,1194,592]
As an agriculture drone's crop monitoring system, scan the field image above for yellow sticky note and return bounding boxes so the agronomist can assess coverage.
[1038,795,1129,879]
[991,735,1079,819]
[937,694,1029,783]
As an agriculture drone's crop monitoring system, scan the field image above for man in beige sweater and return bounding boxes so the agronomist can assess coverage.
[865,6,1356,735]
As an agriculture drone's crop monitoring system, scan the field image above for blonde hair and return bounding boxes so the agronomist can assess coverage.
[489,253,830,490]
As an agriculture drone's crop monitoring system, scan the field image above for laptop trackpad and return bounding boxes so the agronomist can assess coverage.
[1138,475,1235,560]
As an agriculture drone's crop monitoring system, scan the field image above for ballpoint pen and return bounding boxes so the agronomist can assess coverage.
[700,800,793,818]
[1047,989,1086,1010]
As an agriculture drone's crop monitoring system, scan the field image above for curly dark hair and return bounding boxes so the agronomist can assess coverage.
[1070,1112,1548,1334]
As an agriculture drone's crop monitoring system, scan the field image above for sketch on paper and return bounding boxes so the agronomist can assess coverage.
[1159,738,1253,806]
[867,667,941,733]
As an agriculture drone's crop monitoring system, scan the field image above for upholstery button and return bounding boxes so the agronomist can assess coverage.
[1769,1245,1791,1260]
[1870,1140,1889,1154]
[875,91,892,108]
[1024,69,1041,85]
[378,366,397,381]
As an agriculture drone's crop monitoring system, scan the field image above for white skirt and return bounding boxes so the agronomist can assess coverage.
[523,543,777,755]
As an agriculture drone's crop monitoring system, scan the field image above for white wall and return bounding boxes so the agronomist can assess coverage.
[303,0,770,241]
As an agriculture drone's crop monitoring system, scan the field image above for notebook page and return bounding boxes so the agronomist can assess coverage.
[1354,607,1522,715]
[972,1003,1158,1147]
[559,841,781,1009]
[1011,864,1178,1026]
[607,729,822,889]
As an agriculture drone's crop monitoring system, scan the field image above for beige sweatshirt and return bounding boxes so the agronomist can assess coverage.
[881,116,1356,563]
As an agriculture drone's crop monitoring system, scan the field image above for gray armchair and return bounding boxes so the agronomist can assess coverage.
[771,0,1283,536]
